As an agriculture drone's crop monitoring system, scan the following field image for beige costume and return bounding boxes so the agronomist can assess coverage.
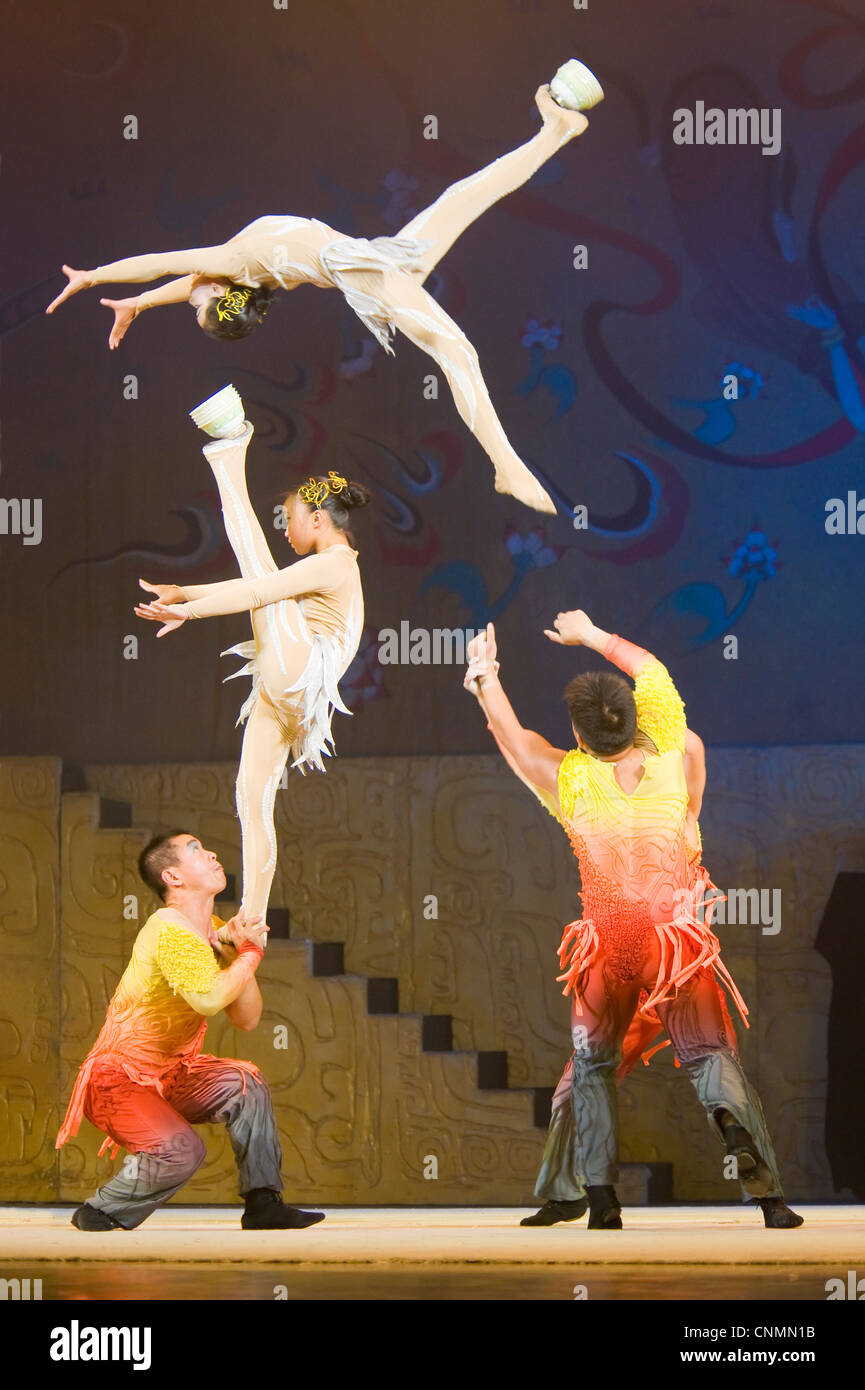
[91,102,590,514]
[176,424,363,919]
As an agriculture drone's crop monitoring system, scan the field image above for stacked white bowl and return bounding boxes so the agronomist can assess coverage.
[550,59,605,112]
[189,385,246,438]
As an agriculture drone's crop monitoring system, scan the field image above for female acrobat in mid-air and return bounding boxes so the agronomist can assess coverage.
[46,63,603,515]
[134,403,368,924]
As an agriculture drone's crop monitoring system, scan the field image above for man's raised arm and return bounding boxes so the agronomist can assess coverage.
[546,609,687,756]
[463,623,565,797]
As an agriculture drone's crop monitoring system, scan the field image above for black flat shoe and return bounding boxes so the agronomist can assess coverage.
[241,1204,325,1230]
[587,1207,623,1229]
[71,1204,122,1231]
[520,1198,588,1226]
[724,1123,774,1198]
[241,1189,326,1230]
[586,1184,623,1229]
[759,1197,804,1229]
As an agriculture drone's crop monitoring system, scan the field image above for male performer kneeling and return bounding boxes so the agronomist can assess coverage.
[56,831,324,1231]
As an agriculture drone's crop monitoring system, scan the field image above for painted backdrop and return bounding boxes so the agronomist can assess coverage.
[2,0,864,763]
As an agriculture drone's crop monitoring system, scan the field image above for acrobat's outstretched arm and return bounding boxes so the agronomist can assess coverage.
[133,548,350,633]
[45,244,238,314]
[100,276,197,349]
[464,623,566,795]
[176,547,349,618]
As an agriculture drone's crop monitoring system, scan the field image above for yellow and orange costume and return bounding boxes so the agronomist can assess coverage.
[531,635,786,1205]
[56,911,279,1228]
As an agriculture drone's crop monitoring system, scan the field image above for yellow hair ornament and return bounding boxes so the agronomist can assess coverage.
[297,471,349,508]
[215,287,252,322]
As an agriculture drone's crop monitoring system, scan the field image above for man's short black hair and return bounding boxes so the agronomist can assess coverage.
[138,830,189,900]
[563,671,637,756]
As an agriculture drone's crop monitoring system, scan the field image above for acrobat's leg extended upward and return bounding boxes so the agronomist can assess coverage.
[398,88,588,279]
[201,426,305,921]
[343,94,589,514]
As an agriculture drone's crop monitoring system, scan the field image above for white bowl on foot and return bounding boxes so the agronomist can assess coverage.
[189,385,246,438]
[550,59,604,112]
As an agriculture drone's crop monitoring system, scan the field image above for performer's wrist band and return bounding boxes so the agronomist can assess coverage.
[237,940,264,959]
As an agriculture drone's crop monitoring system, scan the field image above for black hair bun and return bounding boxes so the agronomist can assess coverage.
[250,286,274,320]
[340,481,371,510]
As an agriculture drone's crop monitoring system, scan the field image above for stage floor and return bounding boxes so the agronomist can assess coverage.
[2,1205,863,1300]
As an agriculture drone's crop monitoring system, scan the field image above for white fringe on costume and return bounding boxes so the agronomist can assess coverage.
[318,235,432,354]
[222,593,362,775]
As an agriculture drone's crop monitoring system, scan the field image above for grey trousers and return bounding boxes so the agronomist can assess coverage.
[534,962,784,1204]
[83,1057,283,1229]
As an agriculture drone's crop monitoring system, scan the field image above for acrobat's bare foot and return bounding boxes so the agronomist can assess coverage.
[535,85,589,138]
[494,463,556,515]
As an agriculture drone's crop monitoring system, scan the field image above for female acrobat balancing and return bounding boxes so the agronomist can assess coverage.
[45,63,603,515]
[135,410,367,924]
[463,612,803,1231]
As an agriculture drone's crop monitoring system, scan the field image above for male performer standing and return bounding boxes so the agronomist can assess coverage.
[57,831,323,1231]
[463,609,802,1230]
